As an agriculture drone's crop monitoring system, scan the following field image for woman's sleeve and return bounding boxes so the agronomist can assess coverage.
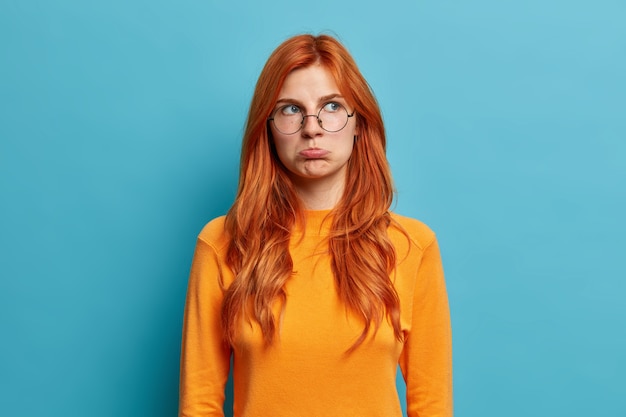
[399,236,453,417]
[179,238,232,417]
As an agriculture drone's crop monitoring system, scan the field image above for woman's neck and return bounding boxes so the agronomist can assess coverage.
[293,178,345,210]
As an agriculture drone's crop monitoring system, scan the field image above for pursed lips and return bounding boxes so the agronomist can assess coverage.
[299,148,329,159]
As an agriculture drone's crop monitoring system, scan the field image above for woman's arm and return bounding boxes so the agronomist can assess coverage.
[399,236,453,417]
[179,238,232,417]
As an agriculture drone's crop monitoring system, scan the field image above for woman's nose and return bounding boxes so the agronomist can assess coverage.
[300,114,323,137]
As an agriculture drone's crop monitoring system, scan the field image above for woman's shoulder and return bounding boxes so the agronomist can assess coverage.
[196,215,230,251]
[389,212,437,251]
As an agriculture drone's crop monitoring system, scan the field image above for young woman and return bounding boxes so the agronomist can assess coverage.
[179,34,452,417]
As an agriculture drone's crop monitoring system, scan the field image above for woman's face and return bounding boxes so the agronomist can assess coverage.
[269,64,357,196]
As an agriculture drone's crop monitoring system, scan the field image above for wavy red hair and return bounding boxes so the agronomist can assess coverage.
[221,34,402,351]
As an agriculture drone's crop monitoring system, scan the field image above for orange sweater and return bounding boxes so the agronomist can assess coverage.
[179,211,452,417]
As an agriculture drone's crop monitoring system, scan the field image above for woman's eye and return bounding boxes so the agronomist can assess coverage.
[323,102,342,112]
[281,105,301,115]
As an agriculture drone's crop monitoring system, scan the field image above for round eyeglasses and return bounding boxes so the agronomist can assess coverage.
[268,102,355,135]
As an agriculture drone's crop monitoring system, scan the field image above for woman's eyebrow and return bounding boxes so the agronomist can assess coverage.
[318,93,344,103]
[275,97,302,106]
[275,94,345,107]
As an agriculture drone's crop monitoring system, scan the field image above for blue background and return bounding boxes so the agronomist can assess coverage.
[1,1,625,416]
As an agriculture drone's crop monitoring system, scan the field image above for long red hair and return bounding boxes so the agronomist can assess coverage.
[221,34,402,351]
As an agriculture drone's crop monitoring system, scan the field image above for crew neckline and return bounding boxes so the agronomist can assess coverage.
[296,209,334,236]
